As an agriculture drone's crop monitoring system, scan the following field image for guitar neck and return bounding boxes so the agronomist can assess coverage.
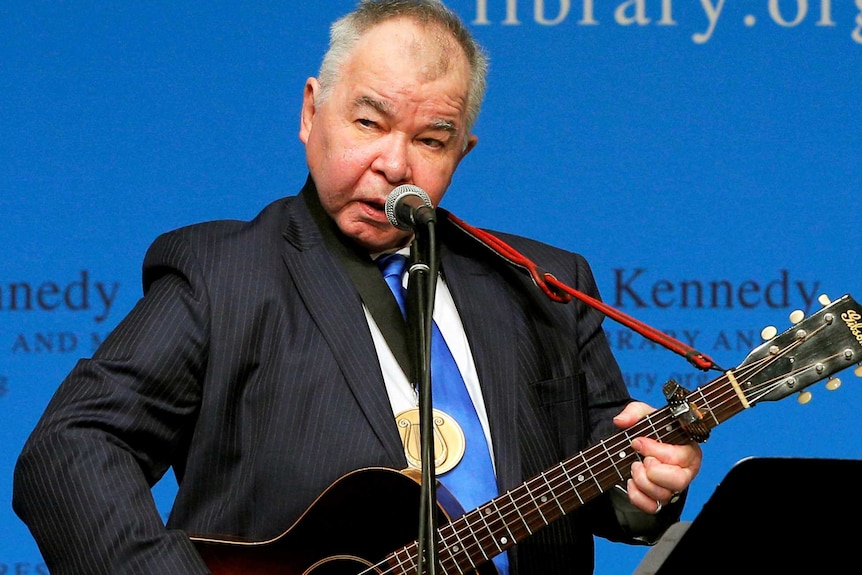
[385,369,750,575]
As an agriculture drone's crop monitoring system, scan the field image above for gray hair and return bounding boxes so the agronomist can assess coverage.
[316,0,489,135]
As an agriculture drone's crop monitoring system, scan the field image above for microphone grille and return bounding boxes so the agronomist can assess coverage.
[385,184,432,229]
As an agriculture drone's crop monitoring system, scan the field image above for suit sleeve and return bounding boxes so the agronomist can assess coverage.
[568,252,687,544]
[12,230,212,575]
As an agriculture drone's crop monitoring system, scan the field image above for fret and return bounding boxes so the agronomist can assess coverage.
[475,503,504,555]
[617,441,637,477]
[488,498,516,548]
[521,478,549,526]
[462,513,491,564]
[696,384,721,426]
[539,470,567,514]
[390,544,417,575]
[559,461,586,505]
[579,450,603,493]
[619,430,644,476]
[442,522,477,573]
[641,412,661,441]
[599,438,627,483]
[506,490,533,535]
[661,419,677,442]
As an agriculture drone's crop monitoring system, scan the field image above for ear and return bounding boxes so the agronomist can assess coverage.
[299,78,320,144]
[458,133,479,162]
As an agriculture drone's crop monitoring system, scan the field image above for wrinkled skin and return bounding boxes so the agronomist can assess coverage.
[300,17,476,254]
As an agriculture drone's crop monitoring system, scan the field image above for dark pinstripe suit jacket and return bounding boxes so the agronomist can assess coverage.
[14,178,674,574]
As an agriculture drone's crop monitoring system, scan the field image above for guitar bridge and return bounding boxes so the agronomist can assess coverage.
[663,379,711,443]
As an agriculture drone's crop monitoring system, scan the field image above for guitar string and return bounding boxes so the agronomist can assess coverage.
[377,344,808,575]
[468,318,845,569]
[423,355,789,569]
[437,337,837,572]
[359,322,830,575]
[362,407,693,575]
[404,348,813,575]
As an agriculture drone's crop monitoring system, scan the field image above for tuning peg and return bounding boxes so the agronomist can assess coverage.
[797,390,813,404]
[788,309,805,324]
[825,377,841,391]
[760,326,777,340]
[818,294,832,306]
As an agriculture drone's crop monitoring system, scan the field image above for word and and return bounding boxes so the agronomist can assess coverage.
[11,332,107,355]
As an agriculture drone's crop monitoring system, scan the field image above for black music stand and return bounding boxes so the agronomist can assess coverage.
[633,457,862,574]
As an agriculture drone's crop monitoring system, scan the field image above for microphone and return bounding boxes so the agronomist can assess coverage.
[385,184,436,231]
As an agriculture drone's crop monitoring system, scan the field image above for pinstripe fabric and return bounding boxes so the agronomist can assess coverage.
[13,179,656,575]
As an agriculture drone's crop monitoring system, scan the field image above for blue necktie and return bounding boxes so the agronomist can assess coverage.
[377,253,508,575]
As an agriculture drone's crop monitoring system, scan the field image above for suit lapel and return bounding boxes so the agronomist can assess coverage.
[274,187,528,481]
[278,189,406,467]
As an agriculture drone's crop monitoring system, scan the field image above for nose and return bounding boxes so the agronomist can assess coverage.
[371,134,412,184]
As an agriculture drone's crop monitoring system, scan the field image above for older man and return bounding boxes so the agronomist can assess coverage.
[14,2,701,574]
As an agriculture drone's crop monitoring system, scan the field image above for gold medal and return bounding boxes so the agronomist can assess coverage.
[395,408,466,474]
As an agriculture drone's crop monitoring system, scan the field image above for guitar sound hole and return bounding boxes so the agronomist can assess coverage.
[305,554,382,575]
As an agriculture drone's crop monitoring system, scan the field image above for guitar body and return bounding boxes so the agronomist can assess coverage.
[191,467,497,575]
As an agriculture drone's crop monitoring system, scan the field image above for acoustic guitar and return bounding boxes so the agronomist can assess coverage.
[192,294,862,575]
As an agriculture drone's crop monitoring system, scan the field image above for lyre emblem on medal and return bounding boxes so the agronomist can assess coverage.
[395,408,466,474]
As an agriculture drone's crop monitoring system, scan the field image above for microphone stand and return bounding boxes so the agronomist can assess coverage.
[405,220,440,575]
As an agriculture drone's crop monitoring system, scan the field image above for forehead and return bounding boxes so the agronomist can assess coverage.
[359,18,465,80]
[340,18,471,117]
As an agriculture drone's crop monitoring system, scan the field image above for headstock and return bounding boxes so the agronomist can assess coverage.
[734,294,862,407]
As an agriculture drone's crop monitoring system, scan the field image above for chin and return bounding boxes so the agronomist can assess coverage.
[337,218,400,250]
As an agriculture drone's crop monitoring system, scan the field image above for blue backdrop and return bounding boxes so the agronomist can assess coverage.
[3,2,861,573]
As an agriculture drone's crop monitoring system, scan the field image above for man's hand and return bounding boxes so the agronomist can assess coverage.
[613,401,703,514]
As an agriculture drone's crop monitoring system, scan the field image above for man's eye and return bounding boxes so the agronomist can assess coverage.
[421,138,445,149]
[357,118,378,129]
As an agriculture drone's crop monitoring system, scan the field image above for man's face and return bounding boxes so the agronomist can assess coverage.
[299,18,477,253]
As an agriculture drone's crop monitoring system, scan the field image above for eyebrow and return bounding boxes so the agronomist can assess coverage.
[430,119,457,134]
[354,96,459,137]
[354,96,390,116]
